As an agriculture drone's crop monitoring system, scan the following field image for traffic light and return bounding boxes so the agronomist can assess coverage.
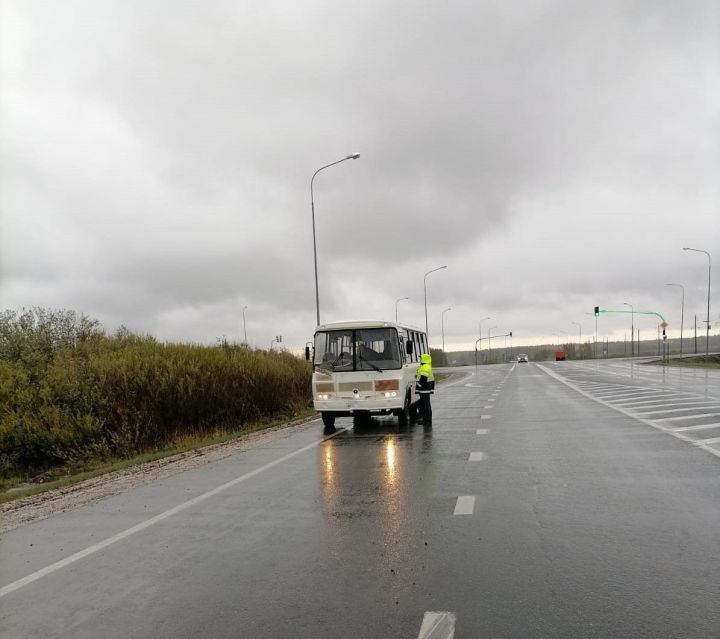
[509,331,512,337]
[594,306,600,317]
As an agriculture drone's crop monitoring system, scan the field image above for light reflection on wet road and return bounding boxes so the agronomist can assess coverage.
[1,362,719,638]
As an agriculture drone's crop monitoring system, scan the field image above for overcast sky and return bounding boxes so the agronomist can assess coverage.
[1,0,718,351]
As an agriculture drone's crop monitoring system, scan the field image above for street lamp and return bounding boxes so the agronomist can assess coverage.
[478,316,491,344]
[423,265,447,341]
[571,321,582,344]
[242,305,248,345]
[488,325,497,362]
[477,316,491,365]
[683,247,711,362]
[441,307,452,353]
[623,302,634,357]
[665,283,685,356]
[395,296,409,323]
[310,152,360,326]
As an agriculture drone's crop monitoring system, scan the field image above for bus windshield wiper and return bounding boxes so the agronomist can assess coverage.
[358,353,383,372]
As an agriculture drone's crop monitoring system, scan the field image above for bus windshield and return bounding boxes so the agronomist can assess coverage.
[314,327,402,372]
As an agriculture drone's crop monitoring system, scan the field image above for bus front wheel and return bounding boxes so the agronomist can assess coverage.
[397,392,411,427]
[321,413,336,430]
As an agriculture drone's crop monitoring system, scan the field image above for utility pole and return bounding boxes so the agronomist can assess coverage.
[694,315,698,354]
[595,313,597,359]
[682,247,711,363]
[665,283,684,356]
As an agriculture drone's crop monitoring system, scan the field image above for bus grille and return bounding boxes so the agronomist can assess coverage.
[338,381,374,392]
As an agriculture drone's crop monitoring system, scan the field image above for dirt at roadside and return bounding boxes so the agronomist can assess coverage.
[0,415,320,534]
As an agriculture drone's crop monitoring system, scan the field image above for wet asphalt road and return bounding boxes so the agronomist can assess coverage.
[2,362,719,638]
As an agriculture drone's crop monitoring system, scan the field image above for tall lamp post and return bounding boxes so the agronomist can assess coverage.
[488,326,497,362]
[683,247,711,362]
[395,296,409,323]
[441,307,452,353]
[242,305,248,345]
[475,317,492,358]
[423,265,447,341]
[623,302,634,357]
[310,152,360,326]
[571,321,582,354]
[665,283,684,356]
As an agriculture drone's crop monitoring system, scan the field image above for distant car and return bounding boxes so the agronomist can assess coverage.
[517,354,529,363]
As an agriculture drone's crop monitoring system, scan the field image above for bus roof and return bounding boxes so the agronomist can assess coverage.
[315,319,425,333]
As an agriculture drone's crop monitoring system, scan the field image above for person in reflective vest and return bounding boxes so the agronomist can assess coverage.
[415,353,435,425]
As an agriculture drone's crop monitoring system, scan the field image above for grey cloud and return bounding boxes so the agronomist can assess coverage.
[1,0,718,349]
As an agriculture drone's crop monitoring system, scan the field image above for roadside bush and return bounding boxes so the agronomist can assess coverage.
[0,309,312,476]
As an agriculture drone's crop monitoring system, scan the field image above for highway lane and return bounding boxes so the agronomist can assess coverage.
[1,362,719,638]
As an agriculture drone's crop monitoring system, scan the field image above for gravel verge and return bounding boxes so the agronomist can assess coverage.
[0,414,320,533]
[0,374,468,534]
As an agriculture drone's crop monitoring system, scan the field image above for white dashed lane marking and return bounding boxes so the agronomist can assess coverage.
[417,611,456,639]
[453,496,475,515]
[469,452,485,461]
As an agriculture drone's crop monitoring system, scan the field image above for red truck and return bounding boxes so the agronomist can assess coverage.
[555,351,566,361]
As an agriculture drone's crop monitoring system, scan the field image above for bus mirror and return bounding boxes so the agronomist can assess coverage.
[305,346,311,361]
[406,340,413,355]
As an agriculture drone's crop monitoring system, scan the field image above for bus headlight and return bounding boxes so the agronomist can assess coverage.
[317,393,331,400]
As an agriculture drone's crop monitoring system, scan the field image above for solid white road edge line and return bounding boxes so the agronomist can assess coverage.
[535,364,720,460]
[453,496,475,515]
[417,611,456,639]
[0,424,348,599]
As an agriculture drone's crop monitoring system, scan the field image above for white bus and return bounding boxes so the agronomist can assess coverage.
[307,320,428,429]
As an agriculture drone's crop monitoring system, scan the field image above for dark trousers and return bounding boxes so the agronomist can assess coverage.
[419,393,432,424]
